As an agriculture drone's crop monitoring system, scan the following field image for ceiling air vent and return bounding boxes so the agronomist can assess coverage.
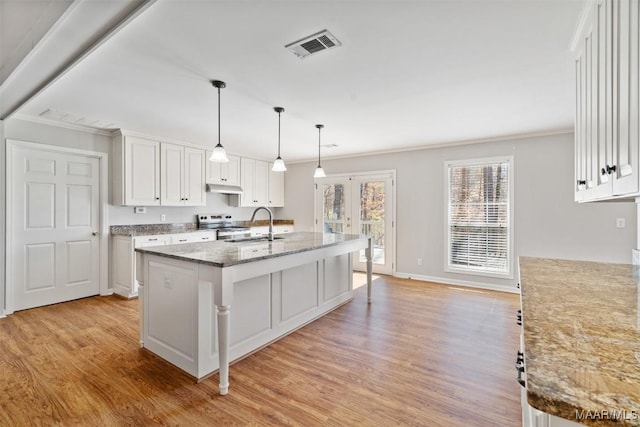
[286,30,342,59]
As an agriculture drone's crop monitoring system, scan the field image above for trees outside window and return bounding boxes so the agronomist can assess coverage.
[447,158,512,276]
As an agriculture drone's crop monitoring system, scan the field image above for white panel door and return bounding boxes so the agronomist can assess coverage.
[12,146,100,311]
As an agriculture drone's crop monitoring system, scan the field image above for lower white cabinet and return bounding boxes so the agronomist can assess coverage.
[112,231,215,298]
[274,225,294,234]
[250,225,294,237]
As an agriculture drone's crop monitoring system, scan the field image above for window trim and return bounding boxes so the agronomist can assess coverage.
[444,156,514,279]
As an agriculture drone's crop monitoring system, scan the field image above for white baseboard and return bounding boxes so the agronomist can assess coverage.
[393,271,519,294]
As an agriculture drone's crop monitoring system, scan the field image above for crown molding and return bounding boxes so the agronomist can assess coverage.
[11,114,115,136]
[288,127,574,164]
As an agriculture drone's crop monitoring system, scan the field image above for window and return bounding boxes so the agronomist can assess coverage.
[446,157,512,277]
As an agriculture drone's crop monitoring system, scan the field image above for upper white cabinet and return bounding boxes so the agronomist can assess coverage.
[575,0,640,202]
[114,134,161,206]
[233,157,269,207]
[161,143,206,206]
[113,131,206,206]
[268,162,285,207]
[205,153,240,186]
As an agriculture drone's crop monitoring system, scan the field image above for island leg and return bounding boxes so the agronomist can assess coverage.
[213,268,234,395]
[366,237,373,303]
[217,304,231,395]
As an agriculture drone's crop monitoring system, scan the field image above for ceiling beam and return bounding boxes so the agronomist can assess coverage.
[0,0,157,121]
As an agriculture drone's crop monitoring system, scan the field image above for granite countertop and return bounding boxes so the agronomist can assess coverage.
[135,231,366,267]
[519,257,640,426]
[110,219,294,236]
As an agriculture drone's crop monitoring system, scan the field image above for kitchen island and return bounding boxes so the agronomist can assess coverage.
[519,257,640,426]
[135,232,372,395]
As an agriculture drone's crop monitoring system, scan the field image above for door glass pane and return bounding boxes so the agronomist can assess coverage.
[323,184,345,233]
[359,181,385,265]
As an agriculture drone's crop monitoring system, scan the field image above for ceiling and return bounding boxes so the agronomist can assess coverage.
[3,0,585,162]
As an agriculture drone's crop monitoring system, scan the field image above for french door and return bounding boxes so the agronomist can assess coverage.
[315,172,394,275]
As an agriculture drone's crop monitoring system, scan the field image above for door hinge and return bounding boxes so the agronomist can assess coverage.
[392,221,394,227]
[315,183,318,190]
[315,219,318,224]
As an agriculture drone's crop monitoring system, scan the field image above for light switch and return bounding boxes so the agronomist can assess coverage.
[616,218,626,228]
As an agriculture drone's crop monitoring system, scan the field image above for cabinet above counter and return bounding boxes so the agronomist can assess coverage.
[112,130,286,207]
[112,131,206,207]
[574,0,640,202]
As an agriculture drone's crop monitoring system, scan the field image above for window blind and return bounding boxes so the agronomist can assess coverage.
[447,160,511,275]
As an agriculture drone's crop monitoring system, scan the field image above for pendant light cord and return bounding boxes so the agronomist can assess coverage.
[217,85,221,145]
[317,126,321,166]
[277,111,281,157]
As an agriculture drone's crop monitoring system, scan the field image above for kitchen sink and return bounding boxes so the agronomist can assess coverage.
[225,236,285,243]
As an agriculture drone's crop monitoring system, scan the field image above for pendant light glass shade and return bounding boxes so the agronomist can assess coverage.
[314,124,326,178]
[210,143,229,162]
[314,165,326,178]
[272,157,287,172]
[209,80,229,163]
[272,107,286,172]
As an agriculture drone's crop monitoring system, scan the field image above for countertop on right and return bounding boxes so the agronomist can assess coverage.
[519,257,640,426]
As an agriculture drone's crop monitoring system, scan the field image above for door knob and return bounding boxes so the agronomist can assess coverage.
[92,231,99,236]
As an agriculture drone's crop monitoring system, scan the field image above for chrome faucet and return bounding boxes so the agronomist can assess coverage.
[250,206,274,241]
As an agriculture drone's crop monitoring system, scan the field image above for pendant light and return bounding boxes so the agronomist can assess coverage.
[209,80,229,162]
[272,107,286,172]
[313,124,326,178]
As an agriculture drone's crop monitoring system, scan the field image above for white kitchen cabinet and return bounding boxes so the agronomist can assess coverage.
[575,0,640,201]
[112,231,216,298]
[274,225,294,234]
[113,234,170,298]
[161,143,206,206]
[114,131,206,206]
[205,153,240,186]
[170,231,216,244]
[250,225,294,237]
[113,133,161,206]
[233,158,269,207]
[268,162,285,207]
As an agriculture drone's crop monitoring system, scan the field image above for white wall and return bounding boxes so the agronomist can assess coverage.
[280,132,637,291]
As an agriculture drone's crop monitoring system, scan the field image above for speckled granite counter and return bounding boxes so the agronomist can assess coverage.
[519,257,640,426]
[110,219,294,236]
[135,231,363,267]
[110,223,197,236]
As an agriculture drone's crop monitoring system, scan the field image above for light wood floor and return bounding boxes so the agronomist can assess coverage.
[0,274,521,426]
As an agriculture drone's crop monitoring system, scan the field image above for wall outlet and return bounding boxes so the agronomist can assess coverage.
[134,206,146,214]
[417,258,423,266]
[616,218,626,228]
[161,214,166,222]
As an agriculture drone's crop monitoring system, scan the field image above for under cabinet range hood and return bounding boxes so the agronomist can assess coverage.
[206,183,244,194]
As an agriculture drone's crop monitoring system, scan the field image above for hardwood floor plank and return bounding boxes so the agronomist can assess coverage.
[0,274,521,426]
